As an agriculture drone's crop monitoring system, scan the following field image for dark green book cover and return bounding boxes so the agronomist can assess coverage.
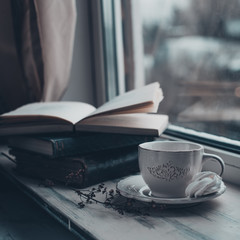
[10,146,140,188]
[8,133,154,158]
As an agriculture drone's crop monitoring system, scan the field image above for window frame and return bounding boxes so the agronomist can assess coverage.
[90,0,240,186]
[89,0,126,105]
[161,127,240,186]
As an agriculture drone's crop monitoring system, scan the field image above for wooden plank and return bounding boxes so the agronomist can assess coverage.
[0,171,78,240]
[0,149,240,240]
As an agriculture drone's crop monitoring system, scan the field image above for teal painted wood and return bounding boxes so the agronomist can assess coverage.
[0,147,240,240]
[0,174,78,240]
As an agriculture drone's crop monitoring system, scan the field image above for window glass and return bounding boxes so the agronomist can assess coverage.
[139,0,240,141]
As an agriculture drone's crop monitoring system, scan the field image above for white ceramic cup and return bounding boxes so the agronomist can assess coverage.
[138,141,225,198]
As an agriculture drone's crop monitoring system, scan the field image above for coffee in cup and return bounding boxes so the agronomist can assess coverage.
[138,141,225,198]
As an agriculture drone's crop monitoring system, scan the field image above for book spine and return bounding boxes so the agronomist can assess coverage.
[13,146,139,187]
[82,146,138,187]
[50,135,153,158]
[52,139,64,157]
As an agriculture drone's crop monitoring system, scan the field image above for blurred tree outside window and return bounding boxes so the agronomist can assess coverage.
[139,0,240,140]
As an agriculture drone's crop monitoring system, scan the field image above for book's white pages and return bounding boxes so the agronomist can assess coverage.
[0,82,166,136]
[91,82,162,116]
[77,113,169,136]
[1,102,96,124]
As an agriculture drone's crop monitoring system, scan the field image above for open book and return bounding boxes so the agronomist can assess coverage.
[0,82,168,136]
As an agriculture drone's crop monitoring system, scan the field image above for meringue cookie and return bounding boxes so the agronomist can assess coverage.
[185,171,223,198]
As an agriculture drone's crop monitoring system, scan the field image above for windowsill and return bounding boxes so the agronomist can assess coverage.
[0,146,239,240]
[161,125,240,187]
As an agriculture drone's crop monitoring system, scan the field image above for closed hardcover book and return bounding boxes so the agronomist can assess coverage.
[8,133,154,158]
[10,146,139,188]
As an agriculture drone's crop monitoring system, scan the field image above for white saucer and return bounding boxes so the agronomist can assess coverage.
[117,175,226,205]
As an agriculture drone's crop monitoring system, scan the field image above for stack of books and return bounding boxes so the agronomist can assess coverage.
[0,82,169,187]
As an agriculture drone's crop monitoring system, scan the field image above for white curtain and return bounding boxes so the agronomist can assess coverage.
[0,0,77,114]
[33,0,77,101]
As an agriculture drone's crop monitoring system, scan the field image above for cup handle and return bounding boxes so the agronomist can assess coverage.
[202,153,225,176]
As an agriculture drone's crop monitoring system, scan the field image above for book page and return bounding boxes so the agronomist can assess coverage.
[89,82,163,117]
[76,113,169,136]
[1,102,96,124]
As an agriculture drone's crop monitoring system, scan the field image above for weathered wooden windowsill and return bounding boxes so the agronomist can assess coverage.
[0,146,239,240]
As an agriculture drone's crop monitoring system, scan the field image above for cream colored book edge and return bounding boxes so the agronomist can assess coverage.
[76,114,169,136]
[0,82,167,136]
